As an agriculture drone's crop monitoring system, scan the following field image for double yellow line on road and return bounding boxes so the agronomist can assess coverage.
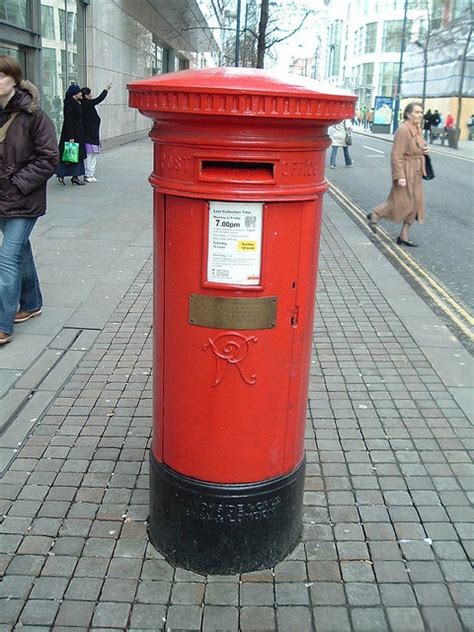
[328,181,474,342]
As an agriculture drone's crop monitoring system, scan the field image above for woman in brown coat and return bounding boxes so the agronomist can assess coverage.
[0,55,59,345]
[368,102,428,247]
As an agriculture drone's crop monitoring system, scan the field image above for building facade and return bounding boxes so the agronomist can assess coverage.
[322,0,426,112]
[401,0,473,139]
[0,0,219,144]
[321,0,473,137]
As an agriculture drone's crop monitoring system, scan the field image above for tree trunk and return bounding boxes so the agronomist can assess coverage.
[257,0,269,68]
[421,46,428,110]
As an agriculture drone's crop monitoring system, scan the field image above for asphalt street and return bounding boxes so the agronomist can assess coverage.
[326,134,474,313]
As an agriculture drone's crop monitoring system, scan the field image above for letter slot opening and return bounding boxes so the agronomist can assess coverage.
[200,160,275,183]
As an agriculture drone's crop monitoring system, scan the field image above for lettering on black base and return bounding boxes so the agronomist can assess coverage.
[184,496,281,524]
[148,456,305,575]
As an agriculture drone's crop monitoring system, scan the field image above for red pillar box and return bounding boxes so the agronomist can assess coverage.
[128,69,355,575]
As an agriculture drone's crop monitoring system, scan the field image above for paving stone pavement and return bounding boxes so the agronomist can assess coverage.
[0,140,473,631]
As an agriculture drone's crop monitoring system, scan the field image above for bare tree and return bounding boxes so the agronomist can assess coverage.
[255,0,313,69]
[160,0,313,70]
[256,0,270,67]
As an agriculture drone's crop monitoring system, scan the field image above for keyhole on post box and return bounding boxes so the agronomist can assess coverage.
[291,307,299,328]
[291,283,298,326]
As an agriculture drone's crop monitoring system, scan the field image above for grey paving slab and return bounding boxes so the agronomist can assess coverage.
[0,389,32,434]
[38,351,85,391]
[65,283,145,330]
[48,328,82,350]
[0,335,55,370]
[0,371,24,399]
[0,391,55,448]
[14,349,67,390]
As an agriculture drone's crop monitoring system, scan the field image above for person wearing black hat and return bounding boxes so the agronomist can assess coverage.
[56,84,87,185]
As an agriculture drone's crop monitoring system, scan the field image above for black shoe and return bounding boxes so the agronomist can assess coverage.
[57,176,65,185]
[71,177,86,186]
[367,213,377,233]
[397,236,418,247]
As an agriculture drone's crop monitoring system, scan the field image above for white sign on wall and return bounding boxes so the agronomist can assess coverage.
[208,201,263,286]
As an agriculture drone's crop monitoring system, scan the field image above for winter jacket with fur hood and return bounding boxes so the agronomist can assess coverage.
[0,80,59,219]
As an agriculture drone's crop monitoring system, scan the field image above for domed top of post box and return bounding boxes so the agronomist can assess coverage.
[128,67,356,122]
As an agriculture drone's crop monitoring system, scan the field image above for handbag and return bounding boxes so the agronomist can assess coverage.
[344,121,352,146]
[62,140,80,163]
[423,154,435,180]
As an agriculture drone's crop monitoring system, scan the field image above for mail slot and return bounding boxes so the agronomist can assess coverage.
[200,160,276,183]
[128,68,356,575]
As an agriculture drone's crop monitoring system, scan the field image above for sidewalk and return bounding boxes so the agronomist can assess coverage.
[353,127,474,160]
[0,139,473,632]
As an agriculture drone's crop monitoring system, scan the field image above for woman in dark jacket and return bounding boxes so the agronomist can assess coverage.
[56,84,87,185]
[81,83,111,182]
[0,55,59,345]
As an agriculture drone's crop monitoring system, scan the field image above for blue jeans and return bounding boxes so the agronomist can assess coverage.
[330,146,353,167]
[0,217,42,335]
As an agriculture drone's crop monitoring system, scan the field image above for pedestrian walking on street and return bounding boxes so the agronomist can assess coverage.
[56,84,87,185]
[328,120,354,169]
[367,108,374,131]
[0,55,59,345]
[81,83,112,182]
[467,114,474,140]
[429,109,441,143]
[367,102,429,248]
[423,108,432,141]
[441,112,454,146]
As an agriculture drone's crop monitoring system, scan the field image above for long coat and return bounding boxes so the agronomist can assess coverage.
[81,90,108,145]
[58,97,87,162]
[0,81,59,219]
[374,123,426,225]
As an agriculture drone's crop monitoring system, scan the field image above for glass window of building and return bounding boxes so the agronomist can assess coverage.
[58,7,66,40]
[354,27,364,57]
[361,62,374,87]
[41,4,55,39]
[382,20,404,52]
[0,42,26,67]
[453,0,470,18]
[327,20,341,77]
[152,38,163,75]
[40,0,81,134]
[365,23,377,54]
[379,61,400,96]
[431,0,444,29]
[0,0,31,28]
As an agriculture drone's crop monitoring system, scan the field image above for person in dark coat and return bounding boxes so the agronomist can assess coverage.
[56,84,87,185]
[423,109,432,141]
[81,83,111,182]
[0,55,59,345]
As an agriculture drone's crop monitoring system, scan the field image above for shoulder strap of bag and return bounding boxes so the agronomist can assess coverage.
[0,112,19,143]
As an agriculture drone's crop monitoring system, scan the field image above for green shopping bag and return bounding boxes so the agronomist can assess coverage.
[62,141,79,163]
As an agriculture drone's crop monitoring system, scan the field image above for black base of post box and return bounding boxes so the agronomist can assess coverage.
[148,453,305,575]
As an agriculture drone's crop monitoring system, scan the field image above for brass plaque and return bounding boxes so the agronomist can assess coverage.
[189,294,277,330]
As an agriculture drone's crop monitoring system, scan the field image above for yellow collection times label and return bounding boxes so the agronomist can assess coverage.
[238,240,257,251]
